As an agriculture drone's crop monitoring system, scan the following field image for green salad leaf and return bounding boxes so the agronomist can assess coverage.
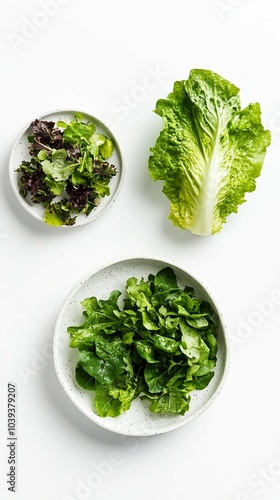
[148,69,271,235]
[67,267,219,418]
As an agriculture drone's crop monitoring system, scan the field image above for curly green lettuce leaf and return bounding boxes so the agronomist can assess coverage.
[144,388,191,416]
[148,69,271,235]
[94,380,137,417]
[40,149,75,182]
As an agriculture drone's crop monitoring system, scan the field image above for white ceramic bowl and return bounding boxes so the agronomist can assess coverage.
[9,109,124,227]
[53,257,230,436]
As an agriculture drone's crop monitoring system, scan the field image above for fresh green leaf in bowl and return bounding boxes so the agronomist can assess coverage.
[67,267,219,418]
[148,69,271,236]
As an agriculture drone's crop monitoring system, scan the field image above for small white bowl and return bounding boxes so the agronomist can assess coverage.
[9,109,124,227]
[53,256,230,436]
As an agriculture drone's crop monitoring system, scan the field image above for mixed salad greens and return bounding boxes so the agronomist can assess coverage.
[67,267,218,418]
[16,113,117,226]
[149,69,271,235]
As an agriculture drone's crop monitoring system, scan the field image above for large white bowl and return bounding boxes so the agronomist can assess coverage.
[9,109,124,227]
[53,257,230,436]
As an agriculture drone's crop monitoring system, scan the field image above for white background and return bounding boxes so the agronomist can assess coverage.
[1,0,280,499]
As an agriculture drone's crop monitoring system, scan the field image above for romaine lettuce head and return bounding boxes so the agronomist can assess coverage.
[148,69,271,235]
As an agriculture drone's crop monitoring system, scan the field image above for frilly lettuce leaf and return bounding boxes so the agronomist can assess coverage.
[148,69,271,235]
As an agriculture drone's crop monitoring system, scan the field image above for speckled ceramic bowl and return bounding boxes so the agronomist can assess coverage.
[53,257,230,436]
[9,109,124,227]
